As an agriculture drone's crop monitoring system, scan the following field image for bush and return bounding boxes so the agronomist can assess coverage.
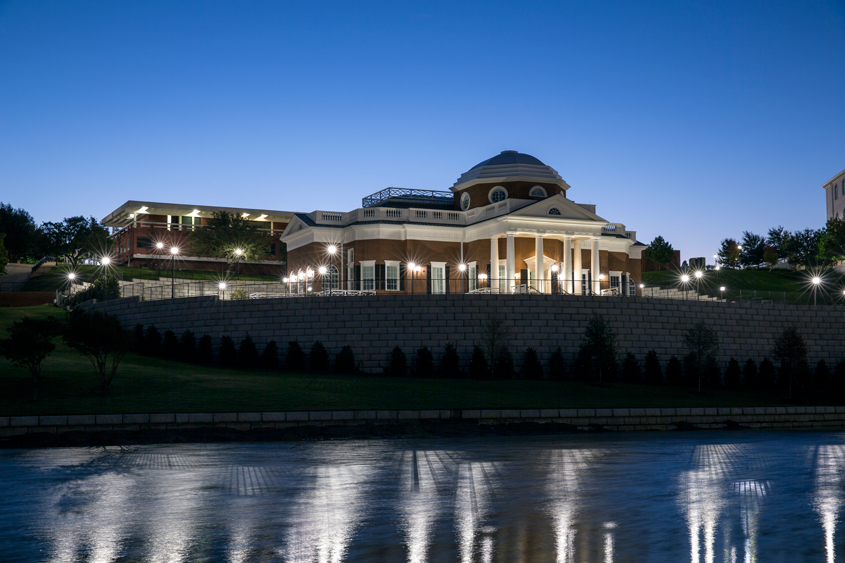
[144,325,162,357]
[577,314,617,383]
[493,346,514,379]
[469,346,488,379]
[814,360,831,392]
[622,353,641,384]
[132,324,145,354]
[415,346,435,378]
[759,358,776,389]
[439,343,462,378]
[387,346,407,377]
[261,341,279,370]
[772,327,809,398]
[93,273,121,301]
[335,345,356,374]
[703,356,721,388]
[239,335,260,369]
[0,316,62,401]
[197,335,214,364]
[310,341,329,372]
[286,341,306,371]
[523,347,543,380]
[549,347,566,381]
[742,359,758,389]
[834,360,845,394]
[724,358,741,389]
[666,356,683,386]
[219,335,237,367]
[179,330,196,363]
[683,353,698,387]
[644,351,662,385]
[162,330,179,360]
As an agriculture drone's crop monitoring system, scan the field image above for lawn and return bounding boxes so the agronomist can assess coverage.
[0,306,793,416]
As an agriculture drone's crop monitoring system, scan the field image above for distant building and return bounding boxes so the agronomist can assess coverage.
[824,167,845,221]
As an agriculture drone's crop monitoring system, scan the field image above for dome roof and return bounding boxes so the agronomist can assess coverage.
[452,150,563,189]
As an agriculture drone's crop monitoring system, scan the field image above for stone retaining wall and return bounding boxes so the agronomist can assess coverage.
[83,294,845,372]
[3,406,845,436]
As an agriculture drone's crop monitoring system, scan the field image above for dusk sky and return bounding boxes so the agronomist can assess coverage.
[1,0,843,262]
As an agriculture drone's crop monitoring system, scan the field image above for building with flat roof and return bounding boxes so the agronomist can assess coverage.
[824,167,845,221]
[281,151,646,295]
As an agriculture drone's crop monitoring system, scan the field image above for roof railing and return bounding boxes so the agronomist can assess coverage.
[362,187,454,208]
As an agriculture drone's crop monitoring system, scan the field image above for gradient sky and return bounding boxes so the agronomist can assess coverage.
[1,0,844,261]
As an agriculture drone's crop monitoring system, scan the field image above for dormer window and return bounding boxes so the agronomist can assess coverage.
[549,208,561,215]
[529,186,547,198]
[489,186,508,203]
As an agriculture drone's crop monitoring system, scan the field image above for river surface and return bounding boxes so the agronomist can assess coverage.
[1,431,844,562]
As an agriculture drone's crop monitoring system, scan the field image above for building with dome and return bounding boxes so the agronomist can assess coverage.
[282,150,646,296]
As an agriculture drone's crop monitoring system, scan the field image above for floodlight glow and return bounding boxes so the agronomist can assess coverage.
[479,273,488,280]
[318,266,327,275]
[101,256,111,265]
[235,248,243,256]
[812,277,821,285]
[551,264,559,272]
[68,273,76,280]
[458,263,467,272]
[681,274,690,283]
[170,247,179,255]
[695,271,703,278]
[156,242,164,249]
[218,282,227,290]
[639,283,644,289]
[307,286,312,291]
[598,273,604,280]
[720,286,726,291]
[306,269,313,278]
[713,254,717,258]
[408,261,416,270]
[737,245,743,250]
[327,244,337,254]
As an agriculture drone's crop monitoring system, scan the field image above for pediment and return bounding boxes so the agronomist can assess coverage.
[280,216,307,240]
[509,194,608,223]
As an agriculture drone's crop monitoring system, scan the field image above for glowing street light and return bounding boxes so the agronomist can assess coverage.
[694,271,703,279]
[235,248,243,256]
[326,245,338,292]
[101,256,111,266]
[156,241,164,250]
[327,245,337,255]
[812,276,822,307]
[169,246,179,298]
[681,274,690,283]
[458,263,466,272]
[318,266,327,275]
[719,286,726,302]
[218,281,227,299]
[66,272,76,295]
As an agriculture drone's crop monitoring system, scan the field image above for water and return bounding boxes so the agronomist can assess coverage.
[0,431,842,562]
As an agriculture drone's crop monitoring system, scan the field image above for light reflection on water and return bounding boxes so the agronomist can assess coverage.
[1,433,844,562]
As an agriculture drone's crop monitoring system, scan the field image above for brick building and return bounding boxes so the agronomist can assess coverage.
[282,151,646,295]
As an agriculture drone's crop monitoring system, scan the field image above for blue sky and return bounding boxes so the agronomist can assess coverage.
[1,0,843,261]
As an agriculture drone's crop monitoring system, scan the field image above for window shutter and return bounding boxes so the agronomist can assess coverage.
[354,265,361,291]
[426,266,431,294]
[621,274,627,296]
[520,269,528,287]
[400,264,406,291]
[486,263,491,282]
[445,265,451,294]
[378,264,385,290]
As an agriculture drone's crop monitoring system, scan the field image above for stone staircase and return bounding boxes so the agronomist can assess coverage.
[643,286,721,302]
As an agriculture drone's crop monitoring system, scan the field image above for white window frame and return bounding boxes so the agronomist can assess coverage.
[498,261,507,294]
[431,261,446,294]
[488,186,508,204]
[581,268,590,294]
[385,260,400,291]
[529,185,547,197]
[548,207,561,215]
[361,260,375,291]
[347,249,354,290]
[468,261,477,292]
[460,192,471,210]
[609,270,622,294]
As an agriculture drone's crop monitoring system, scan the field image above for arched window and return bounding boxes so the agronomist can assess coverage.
[325,265,339,290]
[529,186,547,197]
[489,186,508,203]
[460,192,471,211]
[548,208,561,215]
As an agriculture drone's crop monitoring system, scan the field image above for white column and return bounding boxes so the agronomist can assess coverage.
[562,236,572,294]
[534,234,544,293]
[573,239,582,295]
[490,236,499,292]
[506,233,515,293]
[591,237,600,295]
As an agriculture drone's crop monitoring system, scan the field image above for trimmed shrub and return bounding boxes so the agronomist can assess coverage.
[742,359,758,389]
[261,340,279,370]
[493,346,514,379]
[724,358,741,389]
[239,335,260,369]
[161,330,179,360]
[703,356,721,388]
[132,324,145,354]
[387,346,407,377]
[644,350,662,385]
[439,343,462,378]
[759,358,776,390]
[197,335,214,364]
[219,335,237,367]
[179,330,196,363]
[549,347,566,381]
[309,341,329,372]
[286,341,306,371]
[335,345,356,374]
[665,356,683,386]
[622,353,641,384]
[815,360,831,392]
[469,346,488,380]
[415,346,435,378]
[834,360,845,394]
[523,347,543,380]
[144,325,161,357]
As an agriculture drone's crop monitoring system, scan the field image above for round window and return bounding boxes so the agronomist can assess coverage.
[490,187,507,203]
[549,208,561,215]
[530,186,547,197]
[460,192,470,211]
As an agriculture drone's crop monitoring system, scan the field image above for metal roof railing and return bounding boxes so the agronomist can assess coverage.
[362,187,454,208]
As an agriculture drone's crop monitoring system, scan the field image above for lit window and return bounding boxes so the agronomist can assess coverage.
[629,278,636,296]
[326,265,338,290]
[549,208,561,215]
[529,186,547,197]
[489,187,508,203]
[460,192,471,211]
[498,264,506,293]
[431,262,446,294]
[385,261,399,291]
[362,261,375,291]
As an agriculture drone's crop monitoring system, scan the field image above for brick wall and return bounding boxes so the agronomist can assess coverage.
[85,294,845,373]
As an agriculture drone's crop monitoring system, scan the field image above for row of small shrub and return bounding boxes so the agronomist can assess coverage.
[384,344,566,380]
[132,324,357,373]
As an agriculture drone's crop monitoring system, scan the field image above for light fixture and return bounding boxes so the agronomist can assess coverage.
[307,286,312,291]
[812,277,821,285]
[101,256,111,265]
[681,274,690,283]
[479,273,488,280]
[695,271,703,279]
[712,254,717,259]
[68,273,76,280]
[156,242,164,249]
[639,283,644,289]
[458,263,467,272]
[408,261,416,270]
[241,213,250,219]
[235,248,243,256]
[720,286,726,291]
[218,282,227,290]
[715,265,721,270]
[414,266,421,273]
[598,273,604,280]
[170,247,179,255]
[318,266,327,275]
[737,245,743,250]
[306,269,313,278]
[551,264,559,272]
[283,277,289,283]
[327,244,337,255]
[515,272,520,279]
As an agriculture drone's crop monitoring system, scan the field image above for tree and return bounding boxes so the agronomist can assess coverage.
[387,346,407,377]
[197,334,214,364]
[622,353,641,383]
[772,327,809,398]
[0,233,9,275]
[335,345,355,374]
[0,316,62,400]
[523,347,543,380]
[239,335,259,369]
[179,330,197,363]
[261,340,279,370]
[415,346,434,378]
[739,232,767,268]
[188,211,276,275]
[578,314,617,383]
[39,216,111,267]
[492,346,515,379]
[286,341,305,371]
[0,203,38,260]
[481,313,509,376]
[786,228,823,268]
[762,246,779,269]
[759,358,777,389]
[817,218,845,264]
[219,335,237,367]
[63,310,131,391]
[643,236,674,270]
[666,356,683,386]
[309,341,329,372]
[439,343,462,378]
[724,358,741,389]
[644,350,662,385]
[469,346,488,380]
[766,226,791,259]
[742,359,758,389]
[161,330,179,359]
[716,239,740,269]
[549,347,566,381]
[682,322,719,392]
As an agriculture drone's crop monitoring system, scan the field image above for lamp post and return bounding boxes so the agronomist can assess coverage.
[170,246,179,298]
[812,276,821,307]
[458,262,466,294]
[218,281,227,300]
[694,270,703,301]
[234,248,244,281]
[681,274,690,300]
[719,286,726,302]
[327,244,337,293]
[408,262,416,295]
[318,265,327,294]
[67,272,76,296]
[551,263,559,294]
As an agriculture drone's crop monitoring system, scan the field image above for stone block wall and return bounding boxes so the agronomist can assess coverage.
[84,294,845,372]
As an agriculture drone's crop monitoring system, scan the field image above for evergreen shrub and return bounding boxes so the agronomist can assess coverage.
[469,346,488,379]
[286,341,306,371]
[387,346,407,377]
[335,345,356,374]
[415,346,434,378]
[310,341,329,372]
[219,335,237,367]
[261,341,279,370]
[523,347,543,380]
[239,335,259,369]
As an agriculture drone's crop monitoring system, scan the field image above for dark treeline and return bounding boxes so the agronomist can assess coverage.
[717,218,845,269]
